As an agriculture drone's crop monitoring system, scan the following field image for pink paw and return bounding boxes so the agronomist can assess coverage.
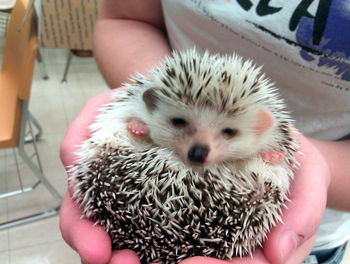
[127,119,149,138]
[260,150,286,165]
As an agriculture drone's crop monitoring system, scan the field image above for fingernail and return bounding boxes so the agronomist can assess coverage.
[279,231,301,262]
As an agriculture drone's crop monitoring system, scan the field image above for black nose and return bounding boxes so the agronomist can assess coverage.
[187,144,209,163]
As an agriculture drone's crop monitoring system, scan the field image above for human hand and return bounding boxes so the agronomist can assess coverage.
[59,89,141,264]
[178,133,330,264]
[61,95,330,264]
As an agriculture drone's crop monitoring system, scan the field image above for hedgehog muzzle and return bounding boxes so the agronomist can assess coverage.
[187,144,210,163]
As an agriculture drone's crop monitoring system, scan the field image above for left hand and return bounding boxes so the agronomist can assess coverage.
[179,133,331,264]
[60,89,141,264]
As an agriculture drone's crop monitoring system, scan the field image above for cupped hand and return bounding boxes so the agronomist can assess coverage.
[180,133,330,264]
[60,93,330,264]
[59,89,141,264]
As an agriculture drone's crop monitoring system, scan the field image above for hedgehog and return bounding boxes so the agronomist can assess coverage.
[70,49,298,264]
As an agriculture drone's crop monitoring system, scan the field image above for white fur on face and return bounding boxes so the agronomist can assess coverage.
[145,101,275,166]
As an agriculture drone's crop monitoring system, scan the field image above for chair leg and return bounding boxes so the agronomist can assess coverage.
[13,148,25,191]
[36,49,49,80]
[24,112,43,143]
[18,0,36,32]
[0,145,61,229]
[0,149,41,200]
[0,101,63,229]
[61,50,73,83]
[0,208,60,229]
[0,180,40,199]
[17,146,63,204]
[18,107,62,204]
[0,135,61,229]
[29,112,43,139]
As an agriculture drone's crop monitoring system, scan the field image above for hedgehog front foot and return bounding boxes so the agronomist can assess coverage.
[260,150,286,165]
[127,119,149,138]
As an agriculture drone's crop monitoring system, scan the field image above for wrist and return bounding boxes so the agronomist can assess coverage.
[306,136,350,210]
[291,134,331,208]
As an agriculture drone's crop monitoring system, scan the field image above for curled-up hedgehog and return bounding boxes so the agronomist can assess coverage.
[71,49,299,264]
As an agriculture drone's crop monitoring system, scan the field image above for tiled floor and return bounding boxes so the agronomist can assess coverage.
[0,48,350,264]
[0,48,107,264]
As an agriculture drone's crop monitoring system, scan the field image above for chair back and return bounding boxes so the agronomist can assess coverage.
[0,0,38,148]
[2,0,38,100]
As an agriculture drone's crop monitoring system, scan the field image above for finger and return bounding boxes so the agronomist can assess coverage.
[60,191,112,264]
[284,235,317,264]
[264,135,329,264]
[179,249,268,264]
[60,90,114,169]
[179,256,228,264]
[109,249,141,264]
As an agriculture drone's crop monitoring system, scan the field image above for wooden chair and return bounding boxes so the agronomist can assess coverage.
[0,0,49,79]
[0,0,62,229]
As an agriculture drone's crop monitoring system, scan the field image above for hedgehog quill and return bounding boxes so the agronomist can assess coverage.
[71,49,299,264]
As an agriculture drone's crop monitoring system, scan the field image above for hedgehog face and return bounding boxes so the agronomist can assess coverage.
[143,94,274,167]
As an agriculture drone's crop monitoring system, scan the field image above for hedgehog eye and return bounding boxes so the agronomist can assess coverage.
[171,118,188,128]
[222,128,238,138]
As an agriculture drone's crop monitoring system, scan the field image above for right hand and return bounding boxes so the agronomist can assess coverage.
[180,133,330,264]
[59,89,141,264]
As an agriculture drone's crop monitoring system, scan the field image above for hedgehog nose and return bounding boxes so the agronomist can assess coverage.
[188,144,209,164]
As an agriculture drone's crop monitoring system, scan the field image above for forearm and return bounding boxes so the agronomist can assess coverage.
[93,1,171,88]
[308,137,350,211]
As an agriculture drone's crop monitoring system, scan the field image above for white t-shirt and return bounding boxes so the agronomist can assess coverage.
[161,0,350,251]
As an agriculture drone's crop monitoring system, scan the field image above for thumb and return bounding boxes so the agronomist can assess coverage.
[264,135,329,264]
[60,192,112,264]
[60,90,114,169]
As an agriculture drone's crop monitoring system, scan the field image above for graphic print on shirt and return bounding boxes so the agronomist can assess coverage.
[189,0,349,89]
[294,0,350,81]
[234,0,350,82]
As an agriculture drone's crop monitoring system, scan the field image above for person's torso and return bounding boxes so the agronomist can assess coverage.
[162,0,350,141]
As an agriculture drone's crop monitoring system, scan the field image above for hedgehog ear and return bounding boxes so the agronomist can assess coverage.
[143,88,159,112]
[254,109,274,136]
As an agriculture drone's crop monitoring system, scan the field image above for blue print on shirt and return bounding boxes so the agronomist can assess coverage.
[296,1,350,81]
